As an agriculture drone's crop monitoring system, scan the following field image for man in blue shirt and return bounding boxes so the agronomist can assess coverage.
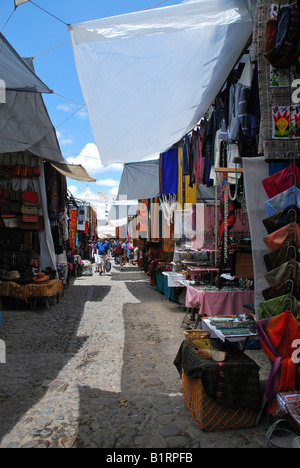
[95,236,111,275]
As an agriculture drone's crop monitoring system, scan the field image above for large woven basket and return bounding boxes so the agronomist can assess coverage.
[184,329,211,345]
[182,369,257,431]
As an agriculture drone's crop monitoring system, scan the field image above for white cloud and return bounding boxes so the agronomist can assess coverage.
[109,187,119,196]
[56,130,73,146]
[57,102,88,120]
[68,185,78,196]
[96,178,119,187]
[66,143,123,175]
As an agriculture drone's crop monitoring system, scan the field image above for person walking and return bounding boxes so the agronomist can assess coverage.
[114,239,123,266]
[95,236,111,275]
[119,239,127,271]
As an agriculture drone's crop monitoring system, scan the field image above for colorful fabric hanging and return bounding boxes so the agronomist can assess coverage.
[256,310,300,415]
[263,223,300,251]
[219,173,236,241]
[262,163,300,198]
[68,207,77,249]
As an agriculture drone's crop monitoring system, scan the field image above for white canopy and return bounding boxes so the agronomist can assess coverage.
[69,0,256,166]
[116,160,160,201]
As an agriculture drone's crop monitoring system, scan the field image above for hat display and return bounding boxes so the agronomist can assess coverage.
[0,270,20,281]
[16,271,34,285]
[33,272,50,283]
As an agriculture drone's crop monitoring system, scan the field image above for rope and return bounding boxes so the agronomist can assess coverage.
[0,8,16,33]
[142,0,170,11]
[28,1,70,26]
[31,40,71,58]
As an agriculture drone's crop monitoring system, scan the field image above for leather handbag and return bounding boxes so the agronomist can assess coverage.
[22,181,39,204]
[18,215,44,230]
[21,205,38,215]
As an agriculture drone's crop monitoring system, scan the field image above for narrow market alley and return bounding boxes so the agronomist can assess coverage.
[0,263,269,449]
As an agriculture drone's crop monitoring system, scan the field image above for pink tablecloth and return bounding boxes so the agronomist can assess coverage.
[185,285,254,316]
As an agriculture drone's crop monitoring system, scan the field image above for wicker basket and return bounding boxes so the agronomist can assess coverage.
[184,329,211,345]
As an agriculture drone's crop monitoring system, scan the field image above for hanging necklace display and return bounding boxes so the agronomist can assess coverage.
[214,173,220,267]
[223,176,229,263]
[227,163,246,204]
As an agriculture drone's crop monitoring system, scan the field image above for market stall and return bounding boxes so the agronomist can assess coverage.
[0,36,95,309]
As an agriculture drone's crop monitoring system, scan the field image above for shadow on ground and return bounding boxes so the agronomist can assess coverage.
[0,281,111,442]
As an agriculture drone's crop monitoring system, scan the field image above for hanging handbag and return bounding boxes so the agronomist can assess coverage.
[264,243,300,271]
[264,259,300,286]
[264,223,300,251]
[258,294,300,320]
[11,201,22,214]
[105,260,111,272]
[27,156,41,177]
[18,215,44,230]
[21,205,38,216]
[262,163,300,199]
[22,214,39,223]
[22,181,39,204]
[13,153,28,177]
[264,186,300,217]
[263,205,300,234]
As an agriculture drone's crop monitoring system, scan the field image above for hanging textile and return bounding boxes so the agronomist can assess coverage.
[264,243,300,271]
[262,163,300,198]
[192,122,207,185]
[256,310,300,415]
[219,173,236,242]
[264,186,300,217]
[160,148,178,196]
[68,207,77,249]
[263,222,300,251]
[160,194,177,228]
[258,294,300,320]
[263,204,300,234]
[251,0,300,161]
[264,259,300,286]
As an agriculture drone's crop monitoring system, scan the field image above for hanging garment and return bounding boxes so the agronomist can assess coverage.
[192,122,207,185]
[219,173,236,241]
[256,310,300,415]
[264,186,300,217]
[160,148,178,196]
[264,243,300,271]
[263,204,300,234]
[160,194,177,228]
[264,259,300,286]
[258,294,300,320]
[177,148,197,210]
[264,223,300,251]
[262,278,300,302]
[262,163,300,199]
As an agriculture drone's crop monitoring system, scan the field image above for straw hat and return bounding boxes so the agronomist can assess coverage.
[33,272,50,283]
[0,270,20,281]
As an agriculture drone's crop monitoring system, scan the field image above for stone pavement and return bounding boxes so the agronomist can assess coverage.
[0,263,271,448]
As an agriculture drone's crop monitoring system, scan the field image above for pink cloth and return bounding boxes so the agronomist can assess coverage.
[185,285,254,316]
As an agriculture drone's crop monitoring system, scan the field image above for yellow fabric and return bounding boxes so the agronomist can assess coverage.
[0,279,63,302]
[177,147,197,210]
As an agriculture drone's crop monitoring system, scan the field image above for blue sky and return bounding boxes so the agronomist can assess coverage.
[1,0,185,199]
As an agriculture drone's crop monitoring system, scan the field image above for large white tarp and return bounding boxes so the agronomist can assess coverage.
[69,0,256,166]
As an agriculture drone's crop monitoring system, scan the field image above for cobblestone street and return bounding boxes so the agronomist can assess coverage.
[0,264,269,449]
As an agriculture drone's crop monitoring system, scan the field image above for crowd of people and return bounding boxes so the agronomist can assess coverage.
[84,236,137,275]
